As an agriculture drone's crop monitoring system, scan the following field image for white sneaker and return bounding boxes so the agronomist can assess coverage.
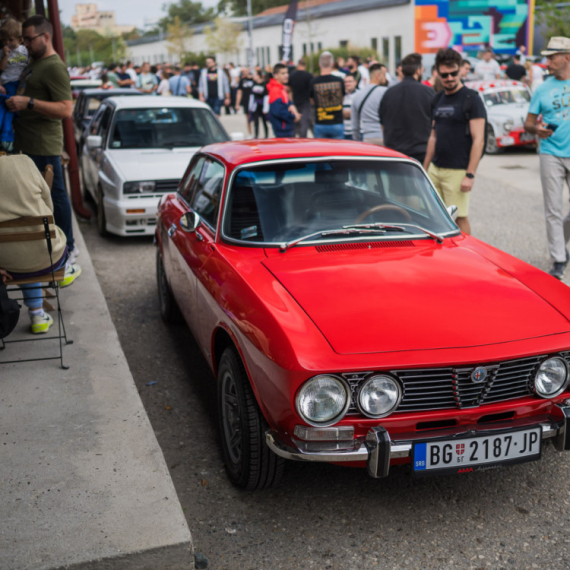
[68,245,80,265]
[61,264,82,288]
[30,311,53,334]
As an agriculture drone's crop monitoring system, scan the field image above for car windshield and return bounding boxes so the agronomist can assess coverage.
[483,89,530,107]
[223,159,457,245]
[109,107,228,149]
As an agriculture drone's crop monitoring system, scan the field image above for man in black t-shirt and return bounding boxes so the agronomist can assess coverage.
[236,68,255,137]
[424,48,486,235]
[289,59,314,137]
[310,51,345,139]
[505,55,527,82]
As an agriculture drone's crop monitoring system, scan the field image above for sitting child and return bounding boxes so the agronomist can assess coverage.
[0,19,28,152]
[0,154,81,334]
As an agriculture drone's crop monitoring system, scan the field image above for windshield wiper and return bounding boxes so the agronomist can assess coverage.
[344,222,444,244]
[279,228,388,253]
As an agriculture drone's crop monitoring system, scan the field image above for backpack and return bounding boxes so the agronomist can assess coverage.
[0,280,20,339]
[431,88,488,156]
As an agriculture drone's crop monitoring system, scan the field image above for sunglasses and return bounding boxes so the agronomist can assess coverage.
[23,32,45,44]
[439,70,459,79]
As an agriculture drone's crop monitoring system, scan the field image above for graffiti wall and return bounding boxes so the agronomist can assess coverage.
[415,0,534,55]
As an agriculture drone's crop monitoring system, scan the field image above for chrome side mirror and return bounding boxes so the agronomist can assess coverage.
[447,205,459,221]
[180,211,200,233]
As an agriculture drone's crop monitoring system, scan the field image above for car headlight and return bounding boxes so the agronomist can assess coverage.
[123,181,156,194]
[503,121,514,133]
[358,375,402,418]
[534,357,569,398]
[296,375,350,426]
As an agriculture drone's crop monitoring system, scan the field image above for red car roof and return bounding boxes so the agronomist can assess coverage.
[201,139,409,169]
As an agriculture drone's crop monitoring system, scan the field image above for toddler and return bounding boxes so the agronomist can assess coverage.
[0,19,28,152]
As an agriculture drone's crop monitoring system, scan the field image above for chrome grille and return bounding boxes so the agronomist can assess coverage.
[344,353,570,415]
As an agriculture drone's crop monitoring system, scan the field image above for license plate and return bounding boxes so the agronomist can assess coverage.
[520,132,535,142]
[412,427,541,475]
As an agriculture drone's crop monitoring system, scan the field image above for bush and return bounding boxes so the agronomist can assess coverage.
[181,51,210,68]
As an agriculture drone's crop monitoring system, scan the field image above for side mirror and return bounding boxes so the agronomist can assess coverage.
[180,211,200,233]
[447,205,459,221]
[230,132,245,141]
[87,135,102,149]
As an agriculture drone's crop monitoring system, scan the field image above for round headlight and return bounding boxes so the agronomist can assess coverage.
[534,357,569,398]
[296,375,350,426]
[358,375,402,418]
[503,121,513,132]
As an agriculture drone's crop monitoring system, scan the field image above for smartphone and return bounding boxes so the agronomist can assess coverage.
[545,123,558,132]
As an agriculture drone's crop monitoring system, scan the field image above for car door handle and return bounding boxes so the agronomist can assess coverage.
[195,231,203,242]
[168,223,177,237]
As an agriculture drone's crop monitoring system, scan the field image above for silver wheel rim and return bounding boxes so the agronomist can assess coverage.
[221,370,242,465]
[487,128,498,154]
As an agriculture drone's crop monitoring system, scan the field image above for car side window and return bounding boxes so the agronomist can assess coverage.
[97,107,114,144]
[89,105,106,135]
[179,157,205,205]
[190,158,225,229]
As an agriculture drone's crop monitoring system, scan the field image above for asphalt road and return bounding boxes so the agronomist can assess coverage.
[80,128,570,569]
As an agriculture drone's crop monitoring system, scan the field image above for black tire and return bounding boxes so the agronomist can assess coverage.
[97,185,109,237]
[218,348,285,490]
[486,125,503,155]
[156,247,183,323]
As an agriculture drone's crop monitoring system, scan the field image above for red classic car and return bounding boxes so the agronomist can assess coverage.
[156,139,570,489]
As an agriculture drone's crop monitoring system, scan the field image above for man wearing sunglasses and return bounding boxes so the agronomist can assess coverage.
[423,48,486,235]
[0,15,76,263]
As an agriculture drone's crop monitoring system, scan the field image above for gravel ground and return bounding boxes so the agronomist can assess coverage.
[80,134,570,569]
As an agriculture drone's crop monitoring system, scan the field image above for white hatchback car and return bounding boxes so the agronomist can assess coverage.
[81,96,234,236]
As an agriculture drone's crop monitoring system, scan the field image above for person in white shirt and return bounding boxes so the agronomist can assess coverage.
[475,48,502,80]
[125,60,137,89]
[342,73,358,140]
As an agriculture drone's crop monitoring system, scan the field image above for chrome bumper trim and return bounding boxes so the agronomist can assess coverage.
[266,418,566,478]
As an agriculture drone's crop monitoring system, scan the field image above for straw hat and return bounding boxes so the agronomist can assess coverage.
[541,37,570,56]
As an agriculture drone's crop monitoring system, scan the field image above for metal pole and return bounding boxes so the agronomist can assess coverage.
[47,0,92,220]
[246,0,254,71]
[112,37,116,62]
[89,44,94,65]
[76,47,81,67]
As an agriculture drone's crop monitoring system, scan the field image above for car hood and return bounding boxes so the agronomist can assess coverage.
[107,148,199,181]
[487,104,529,129]
[262,242,570,355]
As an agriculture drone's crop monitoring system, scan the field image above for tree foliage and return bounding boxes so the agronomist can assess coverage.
[159,0,216,29]
[204,17,243,57]
[217,0,288,17]
[536,0,570,41]
[166,16,194,63]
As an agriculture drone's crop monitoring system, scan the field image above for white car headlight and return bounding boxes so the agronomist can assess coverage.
[123,181,156,194]
[358,375,402,418]
[296,375,350,426]
[534,357,569,398]
[503,121,514,132]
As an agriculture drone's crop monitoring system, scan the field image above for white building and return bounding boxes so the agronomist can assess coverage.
[71,3,135,37]
[126,0,413,73]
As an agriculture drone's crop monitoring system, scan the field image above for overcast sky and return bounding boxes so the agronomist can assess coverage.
[57,0,220,30]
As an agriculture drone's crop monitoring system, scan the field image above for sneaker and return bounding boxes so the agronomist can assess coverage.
[549,261,567,280]
[31,312,53,334]
[61,264,82,288]
[68,245,80,265]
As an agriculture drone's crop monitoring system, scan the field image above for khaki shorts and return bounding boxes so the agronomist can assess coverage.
[428,163,470,218]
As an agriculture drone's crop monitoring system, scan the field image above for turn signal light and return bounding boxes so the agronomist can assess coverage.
[126,209,146,214]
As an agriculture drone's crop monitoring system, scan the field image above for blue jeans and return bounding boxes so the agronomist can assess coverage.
[0,81,18,143]
[206,97,223,115]
[20,254,68,310]
[26,155,75,251]
[313,123,345,140]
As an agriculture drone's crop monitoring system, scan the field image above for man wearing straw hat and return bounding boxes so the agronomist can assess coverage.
[524,37,570,279]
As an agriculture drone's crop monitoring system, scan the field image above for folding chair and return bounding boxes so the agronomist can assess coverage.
[0,215,73,369]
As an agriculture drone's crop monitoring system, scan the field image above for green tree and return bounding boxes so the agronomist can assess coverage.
[159,0,216,29]
[204,17,243,58]
[166,16,194,63]
[217,0,285,16]
[536,0,570,42]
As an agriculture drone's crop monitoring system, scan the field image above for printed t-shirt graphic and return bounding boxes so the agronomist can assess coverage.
[310,75,345,124]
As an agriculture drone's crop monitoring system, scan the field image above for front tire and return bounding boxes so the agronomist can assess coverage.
[486,126,503,155]
[156,247,183,323]
[218,347,285,490]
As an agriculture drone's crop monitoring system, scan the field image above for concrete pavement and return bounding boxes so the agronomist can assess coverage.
[0,216,196,569]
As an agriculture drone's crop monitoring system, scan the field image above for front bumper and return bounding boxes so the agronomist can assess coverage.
[498,129,536,148]
[266,405,570,478]
[104,194,162,236]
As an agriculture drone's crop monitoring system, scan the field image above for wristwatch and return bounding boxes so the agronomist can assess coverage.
[27,97,35,109]
[465,172,475,179]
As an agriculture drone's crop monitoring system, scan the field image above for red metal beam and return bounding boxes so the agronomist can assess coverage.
[46,0,92,220]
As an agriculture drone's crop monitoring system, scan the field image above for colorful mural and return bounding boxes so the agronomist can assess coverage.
[415,0,534,55]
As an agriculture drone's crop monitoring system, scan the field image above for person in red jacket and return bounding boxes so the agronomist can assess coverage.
[266,63,300,138]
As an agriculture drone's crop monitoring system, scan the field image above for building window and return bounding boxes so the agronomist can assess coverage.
[395,36,402,65]
[266,46,271,65]
[371,38,378,53]
[382,37,389,65]
[303,43,307,55]
[317,42,322,51]
[339,40,348,48]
